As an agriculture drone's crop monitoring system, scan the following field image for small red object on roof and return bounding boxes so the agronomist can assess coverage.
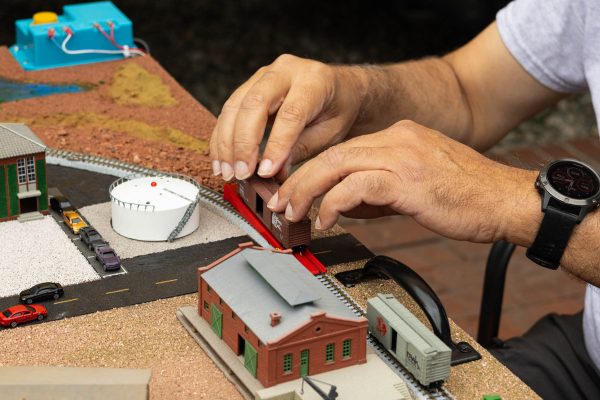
[151,181,157,187]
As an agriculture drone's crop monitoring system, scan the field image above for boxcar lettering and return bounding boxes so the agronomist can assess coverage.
[272,213,283,232]
[406,351,420,370]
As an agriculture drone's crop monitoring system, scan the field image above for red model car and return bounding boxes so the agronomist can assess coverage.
[0,304,47,328]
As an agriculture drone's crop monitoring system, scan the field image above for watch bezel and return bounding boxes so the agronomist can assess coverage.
[537,159,600,208]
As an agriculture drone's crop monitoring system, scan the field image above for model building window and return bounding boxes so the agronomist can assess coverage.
[26,156,36,182]
[283,353,292,374]
[342,339,352,359]
[17,158,26,184]
[203,301,209,310]
[219,297,223,305]
[325,343,335,363]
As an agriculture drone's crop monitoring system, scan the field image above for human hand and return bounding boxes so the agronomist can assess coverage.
[209,54,367,181]
[267,120,538,244]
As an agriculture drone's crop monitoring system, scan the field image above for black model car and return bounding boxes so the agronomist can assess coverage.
[48,188,74,215]
[79,227,106,250]
[19,282,64,304]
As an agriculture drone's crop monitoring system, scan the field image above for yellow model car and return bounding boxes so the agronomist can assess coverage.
[62,210,88,234]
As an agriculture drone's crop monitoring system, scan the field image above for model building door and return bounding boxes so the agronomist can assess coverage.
[300,349,309,376]
[210,304,222,338]
[244,341,257,377]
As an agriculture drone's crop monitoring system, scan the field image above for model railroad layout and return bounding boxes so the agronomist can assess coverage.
[0,146,455,400]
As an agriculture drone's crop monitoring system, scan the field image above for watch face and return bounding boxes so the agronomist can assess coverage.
[547,161,600,199]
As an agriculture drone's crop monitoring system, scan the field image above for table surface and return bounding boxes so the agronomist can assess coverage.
[0,48,538,400]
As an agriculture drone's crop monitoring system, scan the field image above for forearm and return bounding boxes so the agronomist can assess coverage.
[503,170,600,286]
[343,58,474,143]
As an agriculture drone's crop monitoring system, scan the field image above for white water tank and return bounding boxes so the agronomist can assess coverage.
[110,174,200,241]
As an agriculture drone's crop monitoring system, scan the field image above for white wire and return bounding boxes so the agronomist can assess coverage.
[55,34,145,57]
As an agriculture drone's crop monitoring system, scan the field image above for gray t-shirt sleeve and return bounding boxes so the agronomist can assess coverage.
[496,0,588,93]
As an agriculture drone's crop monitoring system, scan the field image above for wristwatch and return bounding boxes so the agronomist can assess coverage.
[526,159,600,269]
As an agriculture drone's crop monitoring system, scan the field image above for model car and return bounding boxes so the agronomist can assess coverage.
[48,188,74,214]
[63,210,88,234]
[19,282,64,304]
[95,244,121,271]
[0,304,47,328]
[79,227,106,250]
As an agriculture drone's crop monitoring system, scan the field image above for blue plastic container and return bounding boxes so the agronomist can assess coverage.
[9,2,135,71]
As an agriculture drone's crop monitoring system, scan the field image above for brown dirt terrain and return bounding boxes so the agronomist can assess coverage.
[0,46,222,191]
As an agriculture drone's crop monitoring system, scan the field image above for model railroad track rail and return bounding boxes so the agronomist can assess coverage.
[317,274,454,400]
[45,148,454,399]
[46,148,270,248]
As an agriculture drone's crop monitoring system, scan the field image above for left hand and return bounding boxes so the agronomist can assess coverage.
[266,120,537,244]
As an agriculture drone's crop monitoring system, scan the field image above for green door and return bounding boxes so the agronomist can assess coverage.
[244,341,257,377]
[300,349,309,376]
[210,303,222,338]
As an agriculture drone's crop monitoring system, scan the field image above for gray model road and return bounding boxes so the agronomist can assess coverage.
[0,233,373,326]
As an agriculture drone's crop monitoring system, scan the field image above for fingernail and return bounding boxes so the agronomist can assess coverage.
[221,162,234,181]
[315,217,322,230]
[212,160,221,176]
[285,203,294,220]
[235,161,250,180]
[267,192,278,210]
[258,159,273,176]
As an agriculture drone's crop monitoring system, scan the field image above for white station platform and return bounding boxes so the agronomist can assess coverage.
[110,175,200,241]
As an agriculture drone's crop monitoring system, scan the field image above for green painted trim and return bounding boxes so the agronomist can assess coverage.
[7,164,18,216]
[36,159,48,211]
[300,349,309,377]
[0,166,7,218]
[244,340,257,377]
[210,303,222,338]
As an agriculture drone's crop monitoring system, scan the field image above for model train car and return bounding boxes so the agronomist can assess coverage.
[237,176,311,249]
[367,293,451,387]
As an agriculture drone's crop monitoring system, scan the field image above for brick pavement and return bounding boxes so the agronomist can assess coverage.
[338,136,598,340]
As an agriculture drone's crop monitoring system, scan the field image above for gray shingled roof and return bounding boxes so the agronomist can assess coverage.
[202,248,358,344]
[0,123,46,159]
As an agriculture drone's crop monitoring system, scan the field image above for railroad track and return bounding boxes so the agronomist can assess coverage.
[46,148,454,400]
[318,274,455,400]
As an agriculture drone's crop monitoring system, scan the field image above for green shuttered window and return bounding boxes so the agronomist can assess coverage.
[283,353,292,374]
[342,339,352,359]
[325,343,334,363]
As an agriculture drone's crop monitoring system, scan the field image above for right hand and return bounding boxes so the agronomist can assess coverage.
[209,54,367,181]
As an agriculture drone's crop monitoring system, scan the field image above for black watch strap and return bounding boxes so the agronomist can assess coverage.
[526,204,579,269]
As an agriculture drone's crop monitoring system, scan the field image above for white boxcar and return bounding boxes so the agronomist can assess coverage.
[367,293,451,387]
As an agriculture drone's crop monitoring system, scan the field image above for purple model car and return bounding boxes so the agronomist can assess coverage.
[94,245,121,272]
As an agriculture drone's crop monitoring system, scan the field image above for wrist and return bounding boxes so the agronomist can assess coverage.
[497,167,542,247]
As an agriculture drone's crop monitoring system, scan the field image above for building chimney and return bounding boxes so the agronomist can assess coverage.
[270,312,282,327]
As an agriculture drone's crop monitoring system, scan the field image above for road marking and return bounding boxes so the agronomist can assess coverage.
[312,249,332,255]
[155,278,178,285]
[105,288,129,295]
[54,298,79,305]
[87,255,95,259]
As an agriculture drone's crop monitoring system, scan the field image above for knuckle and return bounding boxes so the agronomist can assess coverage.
[279,103,306,124]
[233,136,256,154]
[266,137,291,156]
[319,146,344,168]
[241,92,266,110]
[392,119,420,133]
[221,96,240,113]
[274,53,297,65]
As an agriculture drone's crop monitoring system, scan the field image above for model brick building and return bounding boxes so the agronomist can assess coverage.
[197,243,368,388]
[0,123,48,222]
